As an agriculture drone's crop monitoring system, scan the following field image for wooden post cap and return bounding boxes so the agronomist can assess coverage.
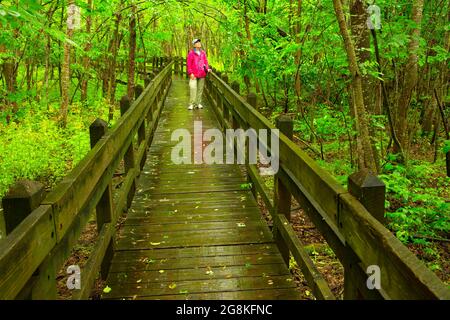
[231,81,240,94]
[247,92,257,108]
[348,168,386,224]
[89,118,108,148]
[135,84,144,99]
[120,95,131,116]
[276,115,294,139]
[2,180,45,234]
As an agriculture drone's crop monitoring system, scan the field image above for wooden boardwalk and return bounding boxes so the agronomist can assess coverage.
[102,78,299,300]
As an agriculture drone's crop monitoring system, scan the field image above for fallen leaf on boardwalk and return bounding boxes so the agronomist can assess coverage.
[144,258,155,264]
[169,283,177,289]
[305,290,311,296]
[163,235,169,239]
[103,286,112,294]
[159,270,165,273]
[214,208,219,211]
[136,279,142,283]
[268,280,274,285]
[159,198,169,202]
[226,274,233,278]
[237,222,246,228]
[132,295,137,300]
[195,206,199,209]
[245,263,252,268]
[286,278,293,282]
[205,266,214,275]
[150,242,161,246]
[179,289,189,294]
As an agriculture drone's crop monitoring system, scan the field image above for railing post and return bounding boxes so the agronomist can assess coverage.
[120,96,136,210]
[247,92,257,110]
[144,76,151,88]
[446,151,450,177]
[246,94,258,199]
[231,81,240,130]
[2,180,45,235]
[222,74,229,84]
[134,86,147,171]
[135,84,143,100]
[342,168,386,300]
[174,58,179,75]
[89,118,114,280]
[348,169,385,224]
[3,182,56,300]
[180,57,184,75]
[273,115,293,265]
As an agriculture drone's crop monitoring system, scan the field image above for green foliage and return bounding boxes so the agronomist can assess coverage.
[380,162,450,246]
[0,100,113,198]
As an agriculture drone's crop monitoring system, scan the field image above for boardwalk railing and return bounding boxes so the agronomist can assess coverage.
[204,71,450,300]
[0,60,173,299]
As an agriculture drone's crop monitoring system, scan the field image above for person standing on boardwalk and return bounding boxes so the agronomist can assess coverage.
[186,39,211,110]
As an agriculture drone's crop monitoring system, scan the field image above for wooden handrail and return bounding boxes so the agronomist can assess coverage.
[205,71,450,300]
[0,59,174,299]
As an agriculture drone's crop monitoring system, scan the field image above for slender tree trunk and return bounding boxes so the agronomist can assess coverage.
[332,0,378,173]
[394,0,424,159]
[109,13,122,110]
[81,0,93,102]
[60,1,74,127]
[127,5,137,100]
[294,0,303,112]
[350,0,380,172]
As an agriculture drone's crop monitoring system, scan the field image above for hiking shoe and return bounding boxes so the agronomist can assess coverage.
[198,104,204,109]
[188,104,194,110]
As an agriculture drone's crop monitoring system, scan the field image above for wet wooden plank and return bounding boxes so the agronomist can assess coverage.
[107,263,290,285]
[104,79,299,300]
[136,288,301,300]
[102,275,296,299]
[112,244,280,261]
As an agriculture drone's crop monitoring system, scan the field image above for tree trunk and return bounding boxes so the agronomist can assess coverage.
[294,0,303,112]
[60,1,74,127]
[81,0,93,102]
[394,0,424,158]
[109,12,122,110]
[332,0,378,173]
[127,5,137,100]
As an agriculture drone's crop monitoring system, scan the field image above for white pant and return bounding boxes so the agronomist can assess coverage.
[189,78,205,105]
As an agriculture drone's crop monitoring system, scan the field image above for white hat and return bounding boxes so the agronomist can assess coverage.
[192,38,201,45]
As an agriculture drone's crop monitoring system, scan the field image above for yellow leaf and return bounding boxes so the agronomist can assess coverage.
[159,270,165,273]
[169,283,177,289]
[136,279,142,283]
[103,286,112,294]
[150,242,161,246]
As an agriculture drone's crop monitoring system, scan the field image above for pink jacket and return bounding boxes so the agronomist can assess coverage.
[186,49,209,78]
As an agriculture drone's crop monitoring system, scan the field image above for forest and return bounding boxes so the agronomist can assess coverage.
[0,0,449,297]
